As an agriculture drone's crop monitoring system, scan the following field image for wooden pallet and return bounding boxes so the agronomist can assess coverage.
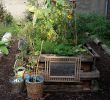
[44,80,99,92]
[37,45,100,92]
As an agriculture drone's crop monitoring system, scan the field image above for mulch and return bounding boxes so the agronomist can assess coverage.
[0,41,110,100]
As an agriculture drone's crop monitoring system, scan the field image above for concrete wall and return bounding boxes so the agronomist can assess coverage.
[76,0,106,16]
[1,0,107,21]
[1,0,28,21]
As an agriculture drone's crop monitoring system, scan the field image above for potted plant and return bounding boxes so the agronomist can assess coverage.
[25,40,44,100]
[10,52,26,94]
[10,48,29,94]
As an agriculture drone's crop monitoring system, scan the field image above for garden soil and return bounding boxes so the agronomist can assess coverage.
[0,41,110,100]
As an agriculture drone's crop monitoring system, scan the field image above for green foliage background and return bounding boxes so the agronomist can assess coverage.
[77,13,110,47]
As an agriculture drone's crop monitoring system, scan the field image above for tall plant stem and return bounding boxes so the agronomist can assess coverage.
[35,40,44,76]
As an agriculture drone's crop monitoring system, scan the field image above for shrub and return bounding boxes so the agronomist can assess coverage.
[77,13,110,47]
[77,13,108,37]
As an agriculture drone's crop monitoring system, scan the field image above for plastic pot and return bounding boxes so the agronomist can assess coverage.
[9,77,24,94]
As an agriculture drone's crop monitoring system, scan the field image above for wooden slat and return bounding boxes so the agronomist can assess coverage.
[44,85,83,92]
[44,69,99,82]
[40,54,94,63]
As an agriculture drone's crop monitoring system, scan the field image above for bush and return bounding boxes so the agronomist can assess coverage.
[77,13,110,47]
[4,12,13,25]
[77,14,108,36]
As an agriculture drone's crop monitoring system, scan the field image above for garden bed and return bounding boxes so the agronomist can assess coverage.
[0,0,110,99]
[36,45,99,92]
[0,39,110,100]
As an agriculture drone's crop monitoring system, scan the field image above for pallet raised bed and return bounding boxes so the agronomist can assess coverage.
[38,45,100,92]
[14,0,100,94]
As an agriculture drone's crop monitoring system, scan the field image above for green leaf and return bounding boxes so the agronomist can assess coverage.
[57,0,64,5]
[27,5,37,12]
[0,41,6,46]
[0,46,9,55]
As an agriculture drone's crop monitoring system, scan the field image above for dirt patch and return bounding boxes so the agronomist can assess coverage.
[0,41,110,100]
[0,40,26,100]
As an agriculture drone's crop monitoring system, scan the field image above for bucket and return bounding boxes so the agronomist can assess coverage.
[26,75,44,100]
[10,77,24,94]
